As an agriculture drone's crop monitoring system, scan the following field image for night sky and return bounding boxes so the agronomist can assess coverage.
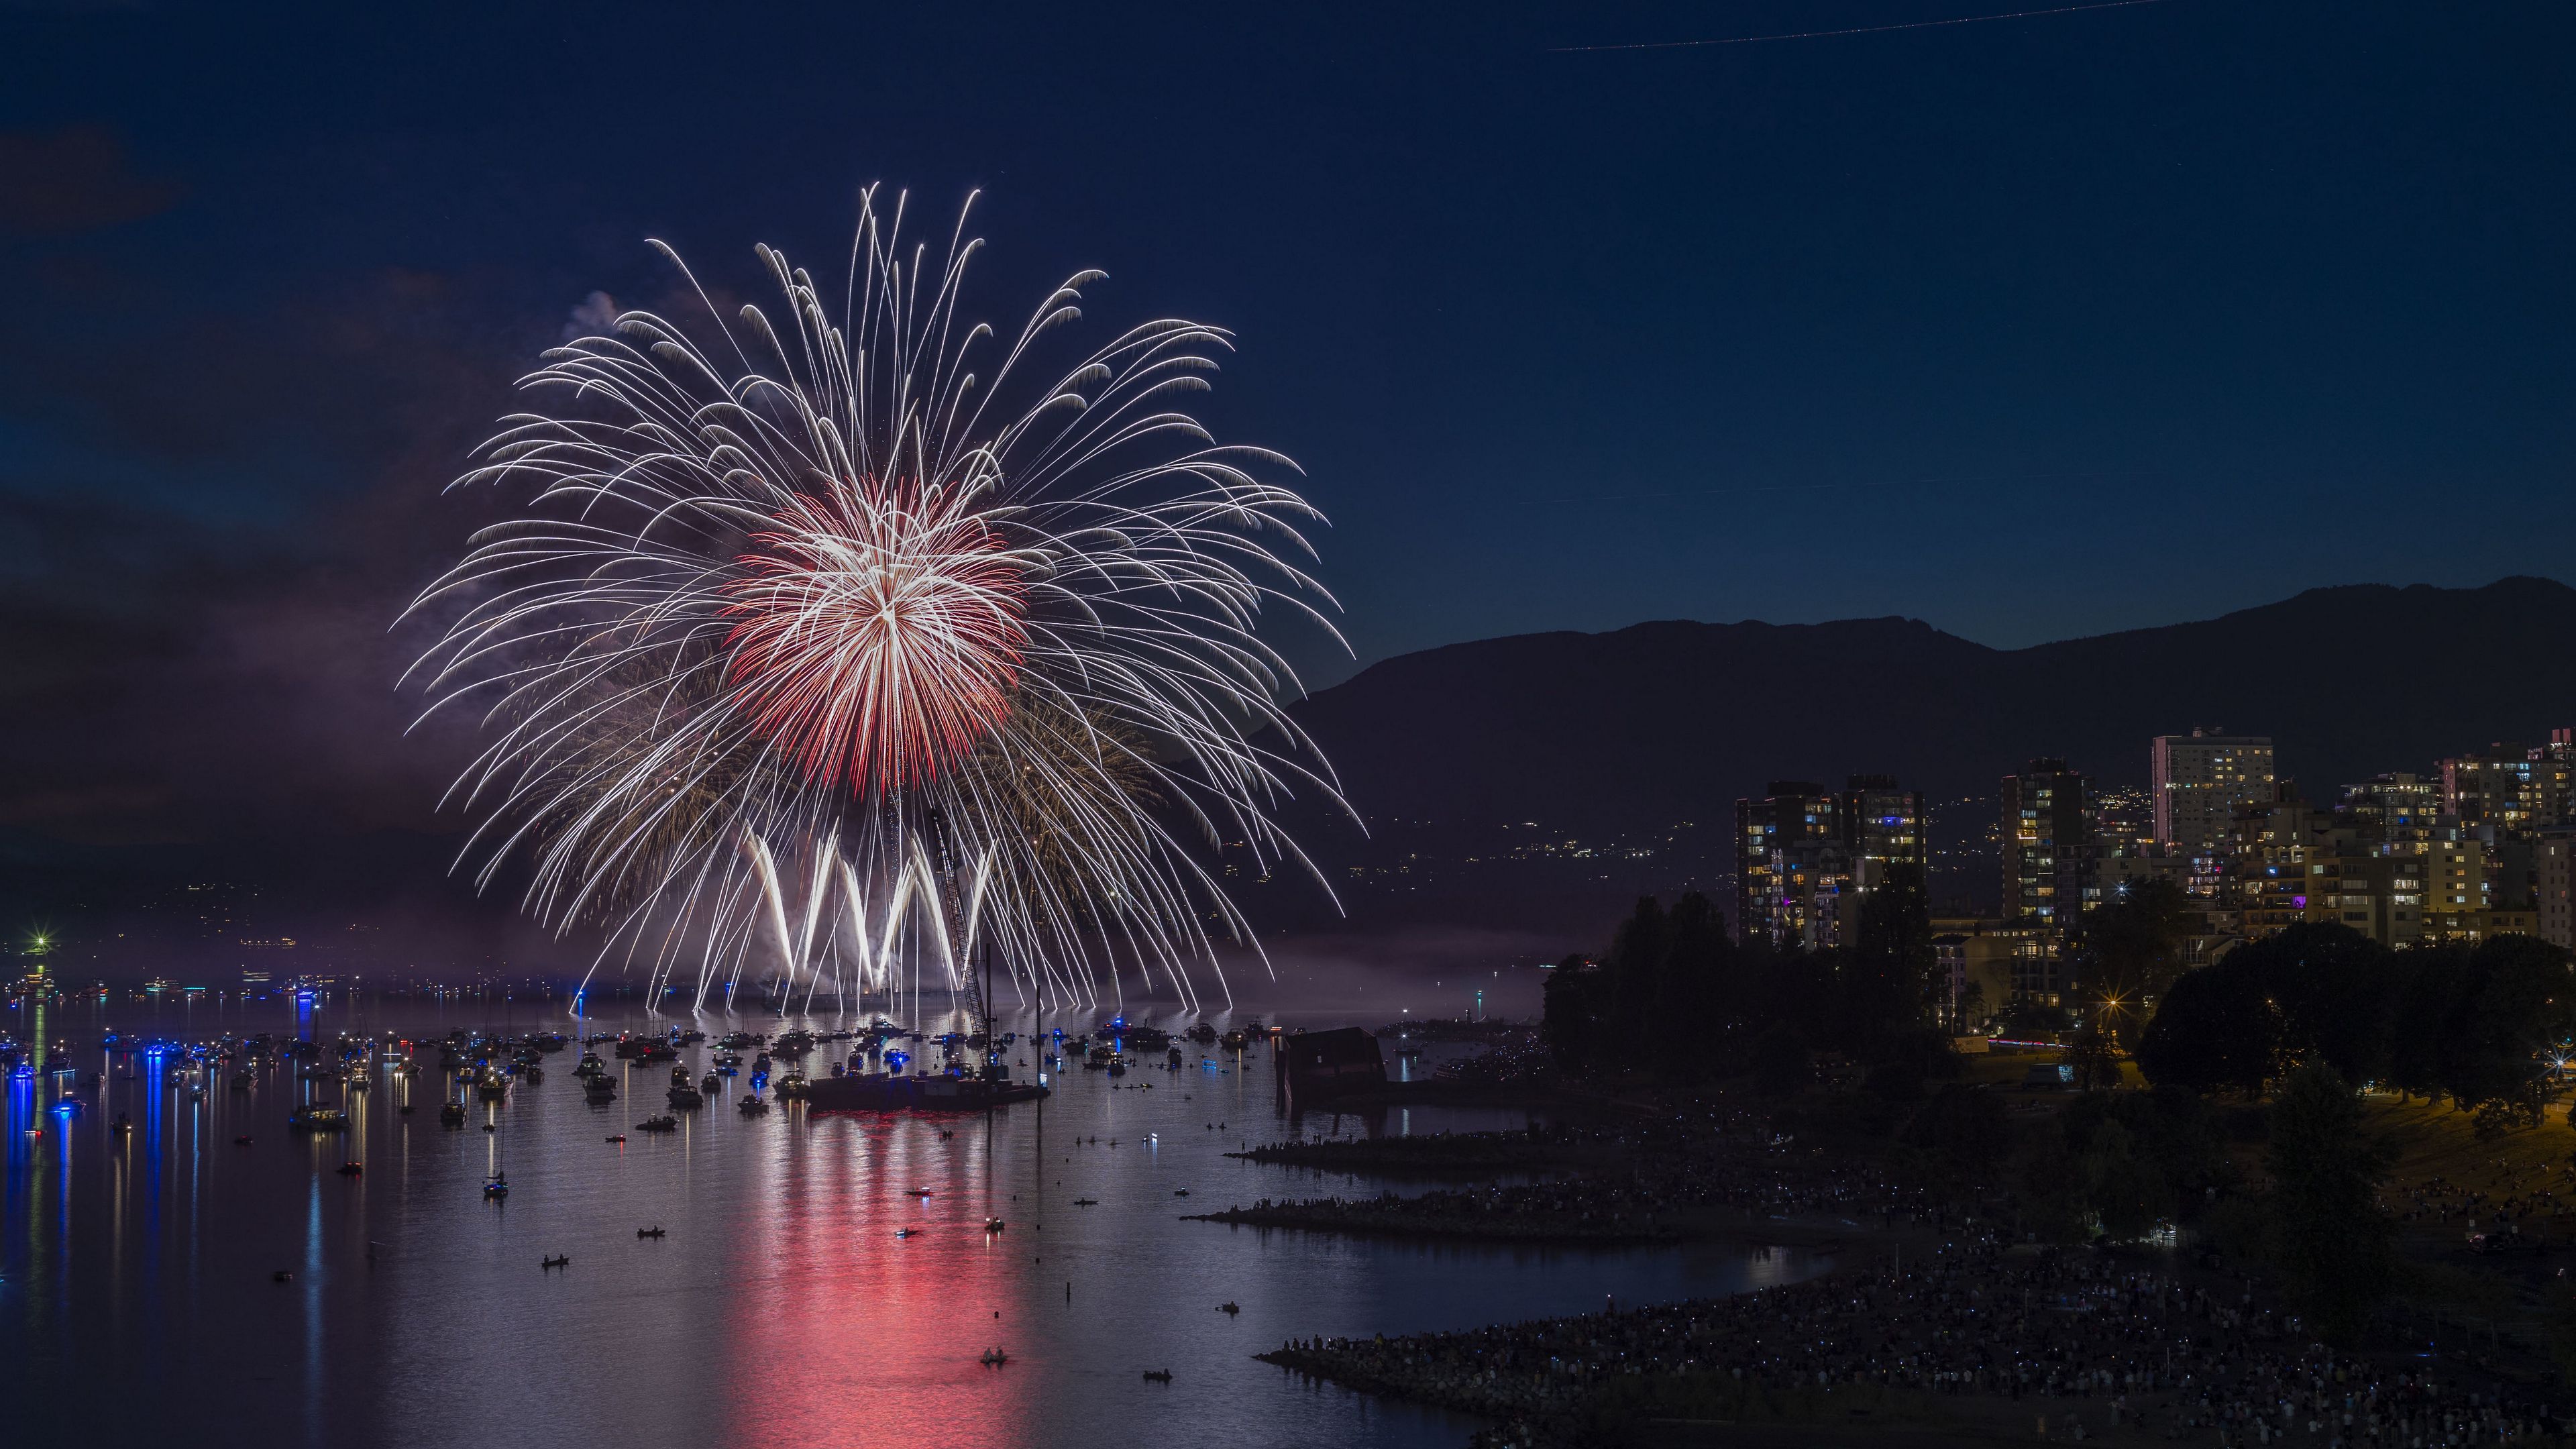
[3,0,2572,853]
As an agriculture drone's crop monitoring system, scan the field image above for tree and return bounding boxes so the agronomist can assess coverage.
[2266,1061,2396,1346]
[1846,862,1935,1044]
[2064,1026,2119,1091]
[2135,950,2284,1096]
[2081,1120,2173,1241]
[2068,878,2195,1044]
[2434,934,2576,1127]
[1540,954,1601,1066]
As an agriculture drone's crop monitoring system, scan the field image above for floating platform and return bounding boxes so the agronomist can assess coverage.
[802,1074,1051,1113]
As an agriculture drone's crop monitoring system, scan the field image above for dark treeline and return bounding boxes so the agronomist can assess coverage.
[2135,923,2576,1130]
[1539,864,1943,1093]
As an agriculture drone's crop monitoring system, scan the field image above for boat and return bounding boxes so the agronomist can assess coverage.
[289,1104,350,1133]
[895,1228,918,1238]
[335,1161,363,1177]
[438,1101,468,1126]
[635,1115,678,1133]
[773,1071,811,1099]
[111,1114,133,1136]
[573,1053,606,1078]
[605,1133,626,1143]
[519,1065,543,1086]
[737,1094,770,1116]
[637,1226,665,1238]
[475,1069,509,1102]
[583,1079,616,1104]
[700,1073,721,1093]
[541,1254,569,1270]
[670,1063,694,1086]
[347,1071,374,1091]
[667,1085,705,1110]
[483,1173,508,1200]
[984,1218,1006,1233]
[234,1134,254,1146]
[1218,1301,1240,1315]
[229,1070,254,1091]
[1073,1197,1099,1207]
[1142,1369,1173,1383]
[979,1348,1009,1366]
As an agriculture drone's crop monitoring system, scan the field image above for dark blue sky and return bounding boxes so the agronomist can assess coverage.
[3,0,2572,842]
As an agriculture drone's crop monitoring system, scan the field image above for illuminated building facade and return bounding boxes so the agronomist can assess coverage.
[2151,729,2274,892]
[2000,758,2098,930]
[1735,775,1927,949]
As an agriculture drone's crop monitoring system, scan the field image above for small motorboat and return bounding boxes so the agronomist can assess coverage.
[671,1063,694,1086]
[737,1094,769,1116]
[1142,1369,1173,1383]
[438,1101,467,1127]
[604,1134,627,1144]
[984,1218,1006,1233]
[272,1270,294,1283]
[912,1188,934,1198]
[335,1161,364,1177]
[637,1226,666,1239]
[1073,1197,1099,1207]
[979,1348,1009,1366]
[635,1115,678,1133]
[541,1254,570,1270]
[700,1073,721,1093]
[895,1228,919,1238]
[1174,1189,1191,1197]
[398,1102,417,1114]
[111,1114,133,1136]
[288,1104,349,1133]
[483,1173,509,1200]
[1218,1301,1240,1315]
[233,1134,254,1146]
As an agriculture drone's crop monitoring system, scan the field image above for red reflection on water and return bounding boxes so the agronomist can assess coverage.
[722,1111,1032,1446]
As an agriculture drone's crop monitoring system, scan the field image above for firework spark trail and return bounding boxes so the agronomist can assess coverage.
[403,185,1346,1016]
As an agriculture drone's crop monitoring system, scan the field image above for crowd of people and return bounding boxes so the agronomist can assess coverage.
[1264,1237,2563,1446]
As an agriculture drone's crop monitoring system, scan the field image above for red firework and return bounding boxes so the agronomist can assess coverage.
[722,479,1028,794]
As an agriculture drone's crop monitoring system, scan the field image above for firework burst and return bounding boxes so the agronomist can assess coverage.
[403,186,1344,1013]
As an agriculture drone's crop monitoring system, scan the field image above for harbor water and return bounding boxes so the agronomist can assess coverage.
[4,996,1827,1447]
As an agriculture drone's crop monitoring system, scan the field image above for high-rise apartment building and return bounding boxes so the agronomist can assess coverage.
[2536,827,2576,951]
[1737,782,1837,948]
[2440,742,2574,832]
[2341,773,2441,835]
[2000,759,2099,930]
[2151,730,2275,860]
[1834,773,1927,890]
[1736,775,1928,949]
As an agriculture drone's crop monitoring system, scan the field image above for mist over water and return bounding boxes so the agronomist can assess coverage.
[6,996,1820,1448]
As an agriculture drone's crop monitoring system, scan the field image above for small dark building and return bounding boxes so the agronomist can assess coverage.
[1276,1027,1385,1107]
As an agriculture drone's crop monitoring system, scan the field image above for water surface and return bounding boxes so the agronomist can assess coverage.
[5,998,1826,1447]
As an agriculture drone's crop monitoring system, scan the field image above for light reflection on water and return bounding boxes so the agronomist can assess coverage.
[5,999,1829,1447]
